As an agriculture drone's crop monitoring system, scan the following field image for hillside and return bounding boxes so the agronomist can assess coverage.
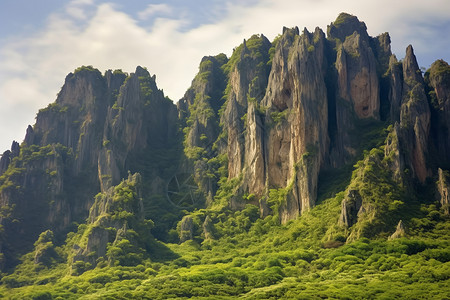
[0,13,449,299]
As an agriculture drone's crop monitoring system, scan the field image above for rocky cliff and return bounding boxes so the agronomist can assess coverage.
[70,173,153,272]
[1,13,449,269]
[0,66,179,268]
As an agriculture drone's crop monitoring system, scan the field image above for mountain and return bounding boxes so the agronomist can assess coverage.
[0,13,449,299]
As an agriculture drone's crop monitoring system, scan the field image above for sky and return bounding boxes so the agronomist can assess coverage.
[1,0,450,153]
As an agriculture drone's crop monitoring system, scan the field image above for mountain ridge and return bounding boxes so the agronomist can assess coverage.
[0,12,449,299]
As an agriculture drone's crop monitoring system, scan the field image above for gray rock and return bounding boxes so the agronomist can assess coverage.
[179,215,194,242]
[339,189,362,227]
[389,220,406,240]
[437,168,450,215]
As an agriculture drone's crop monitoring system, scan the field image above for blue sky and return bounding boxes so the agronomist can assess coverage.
[1,0,450,152]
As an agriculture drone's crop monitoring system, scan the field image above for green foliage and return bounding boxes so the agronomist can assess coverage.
[223,34,270,76]
[270,109,289,124]
[345,148,407,239]
[138,75,153,104]
[33,230,61,267]
[73,65,98,74]
[1,189,449,299]
[352,118,389,157]
[38,102,69,114]
[424,59,450,110]
[267,34,281,66]
[112,69,127,76]
[425,59,450,85]
[106,237,146,267]
[267,187,288,217]
[332,12,354,26]
[184,146,206,160]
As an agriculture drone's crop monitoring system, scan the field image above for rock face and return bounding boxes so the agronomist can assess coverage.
[387,55,403,122]
[335,31,379,119]
[222,35,271,184]
[71,173,152,270]
[263,27,329,222]
[25,67,110,175]
[179,215,194,242]
[177,54,228,203]
[98,66,178,190]
[0,66,178,269]
[0,144,70,268]
[384,123,406,186]
[398,45,431,183]
[327,13,389,166]
[426,59,450,168]
[437,169,450,215]
[389,220,406,240]
[339,189,362,227]
[0,141,20,176]
[177,13,440,225]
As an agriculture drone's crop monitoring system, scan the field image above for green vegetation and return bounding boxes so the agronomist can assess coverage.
[425,59,450,84]
[333,13,354,26]
[1,185,448,299]
[425,59,450,110]
[73,65,100,74]
[38,103,69,114]
[222,34,270,80]
[1,131,448,300]
[267,34,281,66]
[112,69,127,76]
[270,109,289,124]
[139,76,154,102]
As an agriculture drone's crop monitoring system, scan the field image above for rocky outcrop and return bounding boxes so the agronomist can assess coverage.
[327,13,369,42]
[328,13,383,167]
[0,144,70,268]
[387,55,403,122]
[179,215,194,242]
[339,189,362,227]
[399,46,431,183]
[384,123,406,185]
[426,59,450,167]
[263,27,329,221]
[98,66,178,190]
[25,67,110,175]
[329,13,382,119]
[71,173,151,269]
[335,32,379,119]
[389,220,406,240]
[0,66,179,270]
[202,215,214,240]
[437,168,450,215]
[3,13,450,268]
[0,141,19,175]
[244,103,266,195]
[221,35,271,204]
[34,230,60,266]
[338,146,407,241]
[177,54,228,203]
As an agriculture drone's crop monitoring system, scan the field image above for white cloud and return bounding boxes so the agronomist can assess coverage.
[138,4,172,20]
[71,0,94,5]
[0,0,449,152]
[66,0,95,20]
